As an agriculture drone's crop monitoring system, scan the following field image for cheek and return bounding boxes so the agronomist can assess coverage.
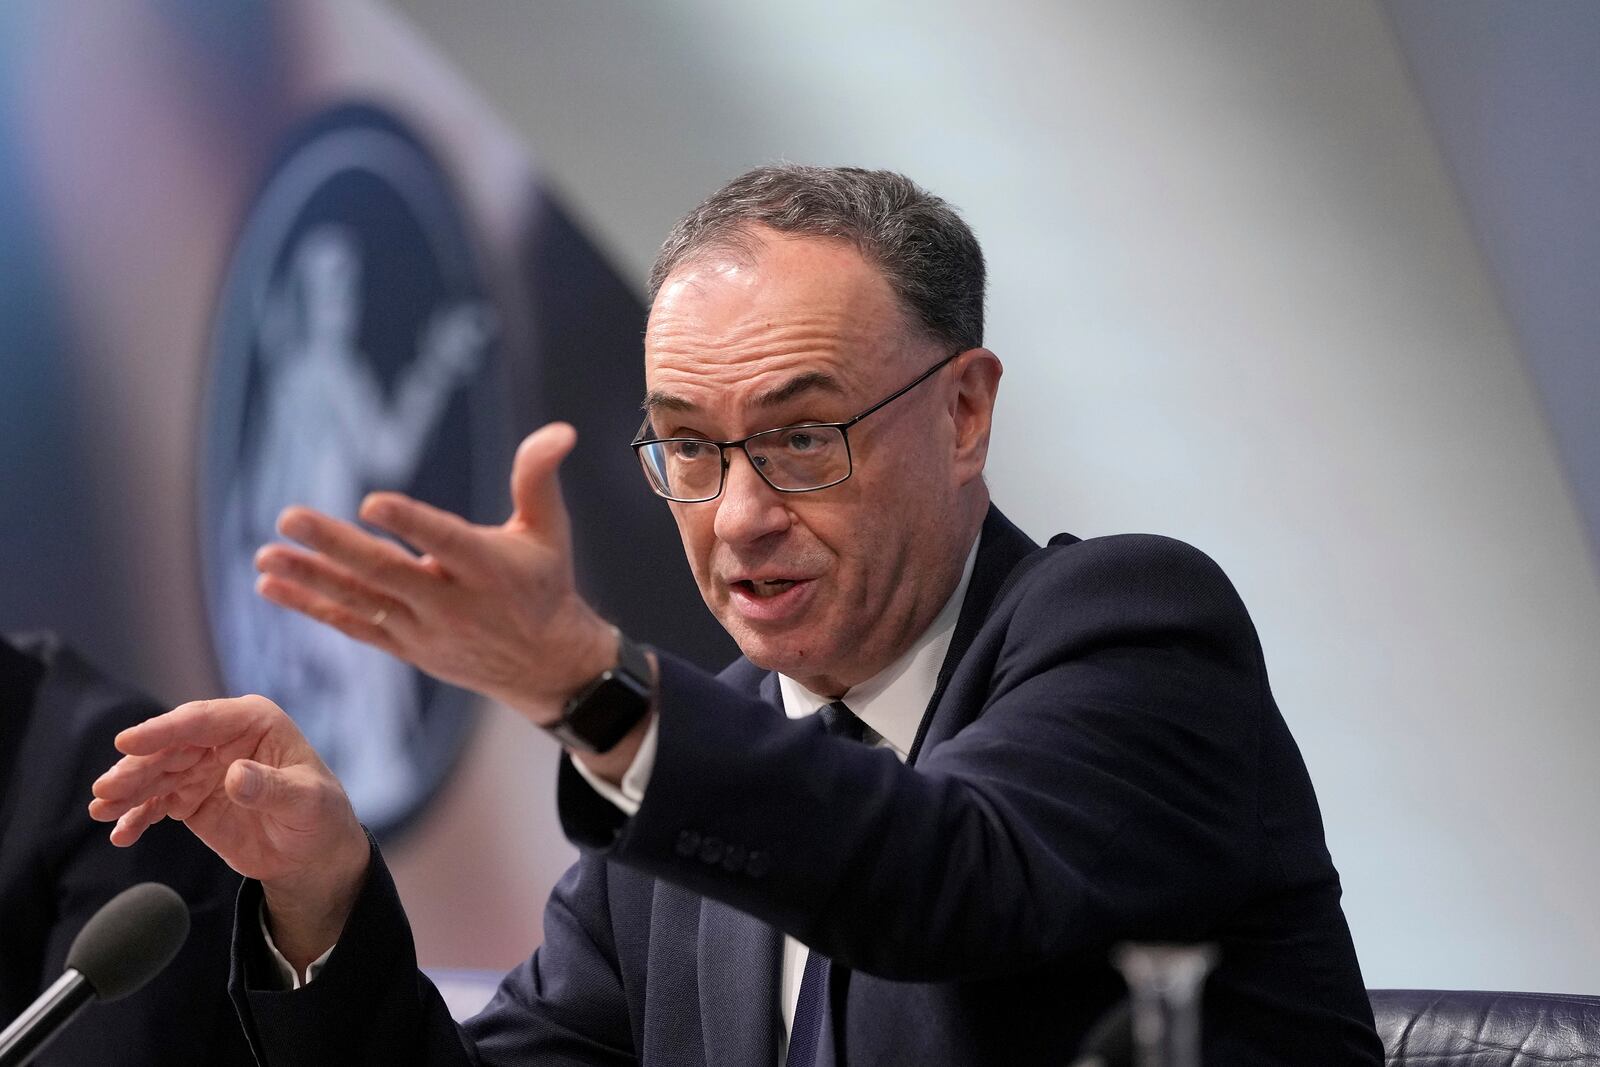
[835,488,942,608]
[822,509,894,608]
[670,507,718,590]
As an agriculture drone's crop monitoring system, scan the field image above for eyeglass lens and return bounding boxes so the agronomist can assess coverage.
[639,424,850,501]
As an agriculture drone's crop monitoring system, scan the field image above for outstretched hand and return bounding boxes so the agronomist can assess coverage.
[88,695,370,971]
[253,422,618,726]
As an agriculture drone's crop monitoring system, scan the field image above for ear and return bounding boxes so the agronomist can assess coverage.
[948,348,1003,486]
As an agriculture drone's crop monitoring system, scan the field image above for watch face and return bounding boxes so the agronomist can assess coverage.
[563,642,653,753]
[564,681,649,754]
[198,104,506,839]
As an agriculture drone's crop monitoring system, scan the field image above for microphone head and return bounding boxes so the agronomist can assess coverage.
[64,882,191,1002]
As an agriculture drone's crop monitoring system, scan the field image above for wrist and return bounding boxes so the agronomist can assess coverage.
[567,614,622,694]
[260,834,370,972]
[546,632,655,755]
[571,703,656,785]
[511,607,618,725]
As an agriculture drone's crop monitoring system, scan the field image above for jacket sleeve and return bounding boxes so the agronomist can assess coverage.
[562,534,1271,982]
[230,835,637,1066]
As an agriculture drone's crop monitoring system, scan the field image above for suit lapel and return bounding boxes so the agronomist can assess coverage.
[907,506,1039,764]
[758,669,781,710]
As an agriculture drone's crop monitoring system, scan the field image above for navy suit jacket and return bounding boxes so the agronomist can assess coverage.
[0,633,253,1066]
[232,508,1383,1065]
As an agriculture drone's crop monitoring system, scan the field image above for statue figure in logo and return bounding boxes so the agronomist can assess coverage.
[217,223,492,829]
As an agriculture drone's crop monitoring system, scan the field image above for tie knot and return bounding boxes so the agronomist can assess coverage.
[818,700,876,744]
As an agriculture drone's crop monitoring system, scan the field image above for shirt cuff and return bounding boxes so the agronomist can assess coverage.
[568,713,659,817]
[257,897,336,989]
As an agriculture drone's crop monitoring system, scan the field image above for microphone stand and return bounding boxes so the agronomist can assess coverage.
[0,971,95,1067]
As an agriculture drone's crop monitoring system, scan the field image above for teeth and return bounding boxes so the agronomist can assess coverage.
[749,579,796,598]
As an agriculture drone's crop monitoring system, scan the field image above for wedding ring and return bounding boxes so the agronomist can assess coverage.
[370,606,389,627]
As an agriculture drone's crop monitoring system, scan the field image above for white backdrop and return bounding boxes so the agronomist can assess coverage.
[392,0,1600,992]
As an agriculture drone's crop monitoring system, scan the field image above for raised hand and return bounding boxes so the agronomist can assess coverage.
[253,422,619,727]
[89,695,370,972]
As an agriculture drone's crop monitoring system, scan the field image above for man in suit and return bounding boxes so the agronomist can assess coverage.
[90,165,1383,1064]
[1,632,252,1064]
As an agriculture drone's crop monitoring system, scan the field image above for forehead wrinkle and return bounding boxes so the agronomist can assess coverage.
[640,368,847,418]
[751,371,845,408]
[646,317,886,388]
[644,318,877,403]
[651,316,875,361]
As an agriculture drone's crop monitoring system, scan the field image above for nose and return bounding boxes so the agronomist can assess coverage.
[713,447,792,547]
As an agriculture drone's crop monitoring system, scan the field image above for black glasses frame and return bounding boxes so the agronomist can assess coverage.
[631,349,965,503]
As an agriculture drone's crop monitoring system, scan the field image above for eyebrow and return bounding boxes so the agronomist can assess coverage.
[641,371,847,414]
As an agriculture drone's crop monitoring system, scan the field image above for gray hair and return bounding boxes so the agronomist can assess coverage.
[647,164,985,350]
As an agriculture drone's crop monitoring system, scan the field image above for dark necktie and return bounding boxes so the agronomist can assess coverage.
[817,698,880,746]
[786,700,872,1067]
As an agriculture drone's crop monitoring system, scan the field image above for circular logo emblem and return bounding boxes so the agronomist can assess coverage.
[199,105,505,839]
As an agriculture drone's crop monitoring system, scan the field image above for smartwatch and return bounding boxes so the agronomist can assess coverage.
[547,630,654,754]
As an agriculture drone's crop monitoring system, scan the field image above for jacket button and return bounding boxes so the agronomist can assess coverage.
[721,845,747,872]
[699,837,726,865]
[745,851,770,878]
[675,830,701,857]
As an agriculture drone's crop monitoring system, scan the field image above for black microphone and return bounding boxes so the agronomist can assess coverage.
[0,883,190,1067]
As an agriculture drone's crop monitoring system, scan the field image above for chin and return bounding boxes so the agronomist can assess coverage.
[727,625,831,680]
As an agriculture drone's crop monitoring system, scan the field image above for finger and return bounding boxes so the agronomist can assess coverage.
[110,794,169,847]
[114,696,278,757]
[275,507,436,598]
[225,758,322,820]
[256,574,406,656]
[507,423,577,538]
[357,492,484,576]
[255,544,409,629]
[91,746,210,806]
[94,742,207,791]
[89,793,140,822]
[164,778,219,821]
[90,792,161,823]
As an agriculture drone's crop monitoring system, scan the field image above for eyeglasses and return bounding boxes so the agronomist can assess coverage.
[632,350,964,503]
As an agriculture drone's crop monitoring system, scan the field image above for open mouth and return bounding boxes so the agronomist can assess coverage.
[735,578,799,599]
[726,574,816,622]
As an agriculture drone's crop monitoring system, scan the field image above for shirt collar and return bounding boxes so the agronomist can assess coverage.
[777,535,981,758]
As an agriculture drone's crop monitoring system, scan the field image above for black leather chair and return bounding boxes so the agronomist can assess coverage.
[1370,989,1600,1066]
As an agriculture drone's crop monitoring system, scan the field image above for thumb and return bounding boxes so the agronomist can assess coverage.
[225,758,304,812]
[508,422,577,535]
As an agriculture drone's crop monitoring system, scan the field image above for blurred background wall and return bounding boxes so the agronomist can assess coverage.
[3,0,1596,992]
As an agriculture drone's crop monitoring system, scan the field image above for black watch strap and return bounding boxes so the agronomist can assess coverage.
[547,630,653,754]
